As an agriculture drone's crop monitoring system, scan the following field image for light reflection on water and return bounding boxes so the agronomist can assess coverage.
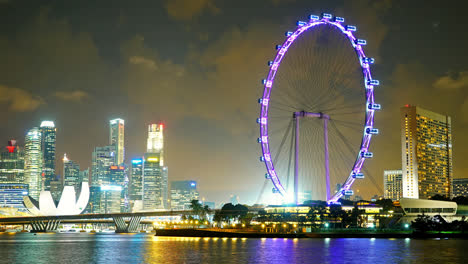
[0,233,467,264]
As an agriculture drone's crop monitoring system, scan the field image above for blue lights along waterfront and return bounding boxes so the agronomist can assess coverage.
[0,233,467,263]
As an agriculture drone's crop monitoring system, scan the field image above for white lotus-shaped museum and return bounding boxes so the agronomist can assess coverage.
[23,182,89,216]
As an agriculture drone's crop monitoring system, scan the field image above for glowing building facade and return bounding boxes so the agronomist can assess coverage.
[110,118,125,165]
[63,154,81,193]
[453,178,468,197]
[147,124,164,165]
[40,121,56,191]
[91,145,116,186]
[130,158,143,201]
[383,170,403,201]
[170,180,199,210]
[0,183,28,210]
[401,106,453,199]
[142,153,167,210]
[0,140,24,184]
[24,127,43,200]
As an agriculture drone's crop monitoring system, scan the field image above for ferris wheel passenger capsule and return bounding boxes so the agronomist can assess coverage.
[257,138,262,143]
[260,156,265,162]
[363,57,375,64]
[275,45,282,50]
[268,61,274,66]
[342,190,354,196]
[346,25,357,31]
[296,21,307,27]
[366,127,379,135]
[355,39,367,45]
[368,80,380,86]
[321,13,333,19]
[352,173,365,179]
[334,17,345,23]
[361,151,373,158]
[368,103,381,110]
[285,31,293,37]
[309,15,320,20]
[262,79,267,84]
[272,188,280,193]
[265,173,271,179]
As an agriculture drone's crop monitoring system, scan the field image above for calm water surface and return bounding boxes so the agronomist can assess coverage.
[0,233,467,264]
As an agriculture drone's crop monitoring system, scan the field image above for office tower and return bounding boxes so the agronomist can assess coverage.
[170,180,199,210]
[453,178,468,197]
[147,123,164,165]
[0,183,28,211]
[110,118,125,165]
[401,105,453,199]
[91,145,116,186]
[99,185,122,213]
[24,127,43,200]
[86,186,101,213]
[40,121,56,191]
[49,179,63,201]
[63,154,80,192]
[0,140,25,183]
[384,170,403,201]
[130,158,143,201]
[79,168,90,183]
[142,153,167,210]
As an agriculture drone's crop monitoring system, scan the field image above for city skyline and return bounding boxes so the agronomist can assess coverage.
[0,1,467,204]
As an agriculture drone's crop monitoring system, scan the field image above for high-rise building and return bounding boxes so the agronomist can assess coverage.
[0,183,28,211]
[147,124,164,165]
[79,168,90,183]
[49,179,63,201]
[401,105,453,199]
[453,178,468,197]
[24,127,43,200]
[170,180,199,210]
[63,154,80,193]
[384,170,403,201]
[99,185,123,213]
[40,121,56,191]
[110,118,125,165]
[130,158,143,201]
[0,140,24,183]
[142,153,167,210]
[91,145,116,186]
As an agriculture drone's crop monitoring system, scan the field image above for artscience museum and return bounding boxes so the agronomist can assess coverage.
[23,182,89,216]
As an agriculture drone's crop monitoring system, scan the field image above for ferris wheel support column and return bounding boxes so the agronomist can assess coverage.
[322,114,331,201]
[294,113,301,205]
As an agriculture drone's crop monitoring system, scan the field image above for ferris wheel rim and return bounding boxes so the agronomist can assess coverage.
[257,14,379,204]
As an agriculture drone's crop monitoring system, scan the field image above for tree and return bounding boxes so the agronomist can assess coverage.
[189,200,203,219]
[375,199,395,212]
[429,194,450,201]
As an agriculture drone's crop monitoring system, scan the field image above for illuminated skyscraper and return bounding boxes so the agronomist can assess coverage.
[40,121,56,191]
[170,180,199,210]
[63,154,80,193]
[0,140,24,183]
[147,123,164,165]
[130,158,143,201]
[453,178,468,197]
[91,145,116,186]
[110,118,125,165]
[24,127,43,200]
[383,170,403,201]
[142,153,167,210]
[401,105,453,199]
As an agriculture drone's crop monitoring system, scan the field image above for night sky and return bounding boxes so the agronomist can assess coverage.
[0,0,467,204]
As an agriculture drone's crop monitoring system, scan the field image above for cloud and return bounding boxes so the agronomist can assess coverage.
[0,84,44,111]
[129,56,157,71]
[270,0,296,5]
[54,90,89,102]
[433,71,468,90]
[165,0,220,21]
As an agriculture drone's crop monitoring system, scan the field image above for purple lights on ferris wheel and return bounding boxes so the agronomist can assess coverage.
[257,13,379,204]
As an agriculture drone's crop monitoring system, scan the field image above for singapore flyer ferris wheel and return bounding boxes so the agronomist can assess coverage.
[257,13,380,204]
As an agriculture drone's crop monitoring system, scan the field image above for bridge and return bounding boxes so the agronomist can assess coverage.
[0,210,198,233]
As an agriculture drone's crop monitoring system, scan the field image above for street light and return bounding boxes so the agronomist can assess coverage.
[324,223,329,228]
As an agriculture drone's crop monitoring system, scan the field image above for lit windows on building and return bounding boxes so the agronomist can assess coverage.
[142,154,167,210]
[91,145,116,186]
[40,121,56,191]
[383,170,403,201]
[63,154,81,193]
[0,140,24,184]
[109,118,125,165]
[130,158,143,201]
[401,105,452,199]
[453,178,468,197]
[170,180,199,210]
[0,183,28,211]
[24,127,43,200]
[147,123,164,165]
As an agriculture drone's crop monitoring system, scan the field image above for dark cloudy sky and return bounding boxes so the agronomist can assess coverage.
[0,0,467,204]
